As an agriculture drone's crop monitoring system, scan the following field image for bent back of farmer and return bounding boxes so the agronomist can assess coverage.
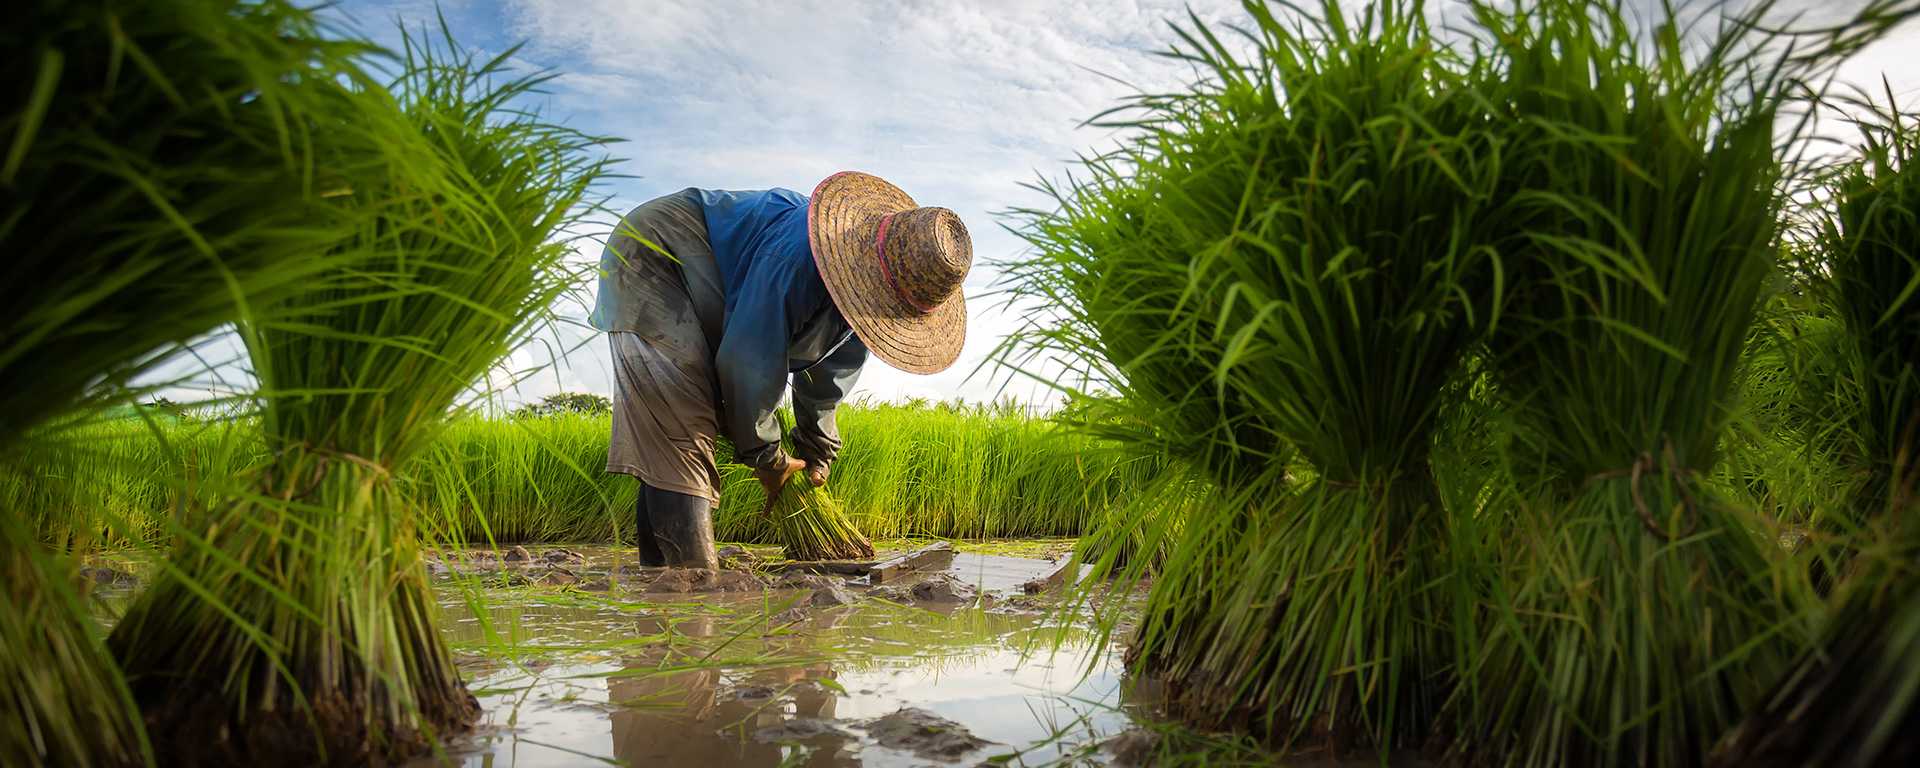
[590,172,972,569]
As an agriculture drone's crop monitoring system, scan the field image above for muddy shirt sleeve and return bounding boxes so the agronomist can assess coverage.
[713,274,793,471]
[789,335,867,469]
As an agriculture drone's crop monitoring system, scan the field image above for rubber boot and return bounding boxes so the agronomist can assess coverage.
[633,485,665,567]
[644,485,718,570]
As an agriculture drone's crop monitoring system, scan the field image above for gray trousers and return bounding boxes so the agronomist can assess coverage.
[603,192,727,505]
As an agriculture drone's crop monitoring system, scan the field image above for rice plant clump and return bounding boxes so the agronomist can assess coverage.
[1005,0,1506,749]
[1824,99,1920,525]
[105,30,608,765]
[1713,98,1920,768]
[2,1,400,764]
[742,412,876,561]
[1,0,386,429]
[762,477,875,561]
[1454,1,1827,763]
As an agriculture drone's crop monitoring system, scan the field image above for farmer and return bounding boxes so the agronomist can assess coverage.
[590,172,972,569]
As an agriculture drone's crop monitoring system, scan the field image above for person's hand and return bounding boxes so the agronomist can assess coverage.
[805,462,829,488]
[755,456,805,499]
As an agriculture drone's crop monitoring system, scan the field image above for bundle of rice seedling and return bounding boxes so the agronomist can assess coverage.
[1719,294,1861,535]
[1822,96,1920,529]
[747,409,876,561]
[0,519,149,767]
[1002,0,1505,749]
[1450,1,1899,763]
[2,1,397,764]
[761,476,874,562]
[106,27,608,765]
[1713,93,1920,768]
[1,0,387,430]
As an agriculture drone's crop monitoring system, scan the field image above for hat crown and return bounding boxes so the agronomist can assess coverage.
[877,207,971,315]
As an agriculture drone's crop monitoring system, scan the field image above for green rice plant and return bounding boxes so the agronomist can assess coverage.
[407,400,1169,545]
[413,411,625,544]
[1001,0,1507,749]
[5,402,1169,549]
[1712,548,1920,768]
[1718,293,1862,537]
[2,2,407,765]
[104,26,609,764]
[410,402,1158,546]
[1712,93,1920,768]
[9,415,267,551]
[1447,1,1901,763]
[759,476,874,561]
[0,520,150,767]
[2,0,388,429]
[744,408,876,561]
[1821,96,1920,526]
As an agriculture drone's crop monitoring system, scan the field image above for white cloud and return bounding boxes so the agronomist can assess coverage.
[290,0,1920,412]
[477,0,1255,405]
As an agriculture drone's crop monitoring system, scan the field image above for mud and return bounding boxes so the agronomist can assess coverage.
[1102,727,1162,766]
[540,547,586,565]
[871,573,983,606]
[774,572,860,607]
[130,669,477,767]
[426,546,595,574]
[752,717,853,742]
[716,544,763,570]
[909,573,981,603]
[641,567,768,593]
[860,707,995,761]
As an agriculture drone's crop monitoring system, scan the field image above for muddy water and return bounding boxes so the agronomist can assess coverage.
[81,544,1147,765]
[422,547,1146,767]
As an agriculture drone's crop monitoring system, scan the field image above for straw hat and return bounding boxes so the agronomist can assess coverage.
[807,171,971,374]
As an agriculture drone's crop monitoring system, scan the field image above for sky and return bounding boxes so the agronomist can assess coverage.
[312,0,1260,411]
[187,0,1920,411]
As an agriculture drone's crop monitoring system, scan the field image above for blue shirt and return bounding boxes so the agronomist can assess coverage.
[593,188,867,470]
[699,188,868,469]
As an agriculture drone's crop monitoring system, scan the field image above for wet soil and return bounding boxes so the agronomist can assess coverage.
[860,708,996,761]
[129,677,477,768]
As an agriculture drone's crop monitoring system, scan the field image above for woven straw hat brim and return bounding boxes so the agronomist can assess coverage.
[808,172,967,374]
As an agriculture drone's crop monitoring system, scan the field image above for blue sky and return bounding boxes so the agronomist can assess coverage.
[318,0,1258,409]
[289,0,1919,411]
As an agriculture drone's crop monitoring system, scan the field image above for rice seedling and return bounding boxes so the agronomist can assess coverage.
[1002,0,1507,749]
[759,476,875,561]
[10,415,265,550]
[103,25,609,764]
[1,2,397,429]
[1820,97,1920,528]
[413,411,622,545]
[1718,294,1861,536]
[2,1,406,764]
[0,519,150,767]
[9,402,1164,548]
[1712,93,1920,768]
[696,409,880,563]
[1447,1,1902,763]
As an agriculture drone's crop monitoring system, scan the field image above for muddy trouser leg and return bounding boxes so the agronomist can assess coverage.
[634,482,666,566]
[603,192,725,569]
[645,484,717,570]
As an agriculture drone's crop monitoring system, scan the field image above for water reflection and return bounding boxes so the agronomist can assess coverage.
[438,592,1140,766]
[604,611,851,766]
[609,663,855,767]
